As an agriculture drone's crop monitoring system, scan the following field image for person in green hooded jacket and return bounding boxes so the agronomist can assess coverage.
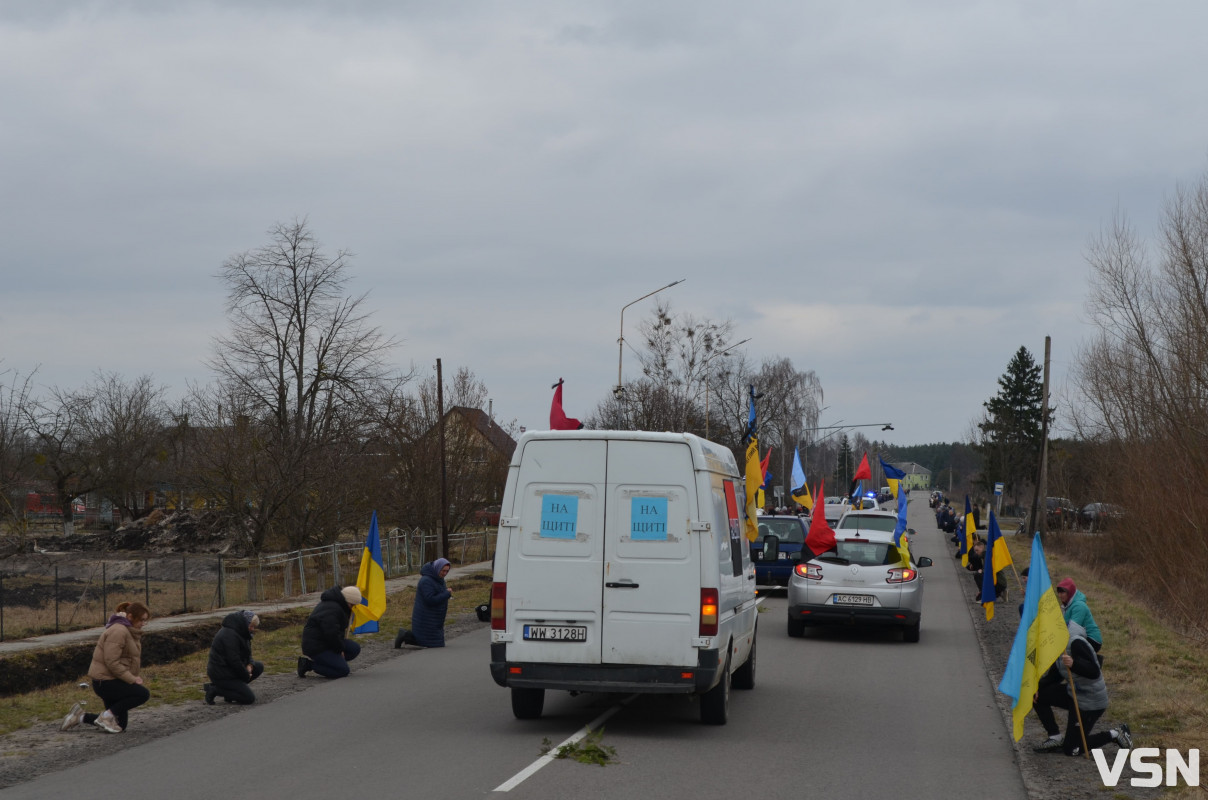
[1056,577,1102,651]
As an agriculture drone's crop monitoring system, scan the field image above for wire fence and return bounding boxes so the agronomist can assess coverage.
[0,528,496,642]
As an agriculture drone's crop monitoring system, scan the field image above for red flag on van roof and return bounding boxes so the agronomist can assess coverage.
[549,379,583,430]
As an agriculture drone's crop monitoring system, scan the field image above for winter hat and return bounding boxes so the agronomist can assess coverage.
[433,558,451,574]
[1056,578,1077,597]
[1019,566,1030,578]
[241,610,260,627]
[341,586,363,606]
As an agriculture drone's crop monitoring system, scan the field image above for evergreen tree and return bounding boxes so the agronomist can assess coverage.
[832,434,853,489]
[977,346,1046,503]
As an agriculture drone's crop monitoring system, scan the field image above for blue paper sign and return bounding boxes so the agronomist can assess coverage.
[539,494,578,539]
[631,497,668,541]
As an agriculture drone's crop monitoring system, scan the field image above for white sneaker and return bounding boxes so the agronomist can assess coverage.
[60,702,86,731]
[93,711,122,733]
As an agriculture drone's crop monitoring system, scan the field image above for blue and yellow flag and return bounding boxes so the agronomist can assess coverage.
[880,457,906,499]
[980,511,1012,620]
[790,447,813,510]
[961,495,976,567]
[893,483,910,562]
[744,437,762,541]
[352,511,387,634]
[997,534,1069,740]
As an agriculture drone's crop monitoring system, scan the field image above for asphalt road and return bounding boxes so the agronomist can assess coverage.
[8,497,1026,799]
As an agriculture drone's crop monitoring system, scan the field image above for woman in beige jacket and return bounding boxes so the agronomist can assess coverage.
[61,601,152,733]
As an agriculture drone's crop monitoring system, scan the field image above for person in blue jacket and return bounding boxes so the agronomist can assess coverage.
[394,558,453,648]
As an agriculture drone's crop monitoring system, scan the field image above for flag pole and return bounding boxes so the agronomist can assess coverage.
[1065,668,1091,759]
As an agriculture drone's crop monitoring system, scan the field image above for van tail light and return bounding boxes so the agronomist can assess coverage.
[795,563,822,580]
[491,582,507,630]
[886,568,918,584]
[699,588,719,636]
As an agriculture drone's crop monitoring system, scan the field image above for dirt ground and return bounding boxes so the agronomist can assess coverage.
[0,612,489,790]
[0,550,1172,797]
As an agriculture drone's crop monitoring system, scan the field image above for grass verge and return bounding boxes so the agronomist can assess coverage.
[0,572,492,737]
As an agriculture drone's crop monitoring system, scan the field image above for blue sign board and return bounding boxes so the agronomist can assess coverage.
[630,497,668,541]
[539,494,578,539]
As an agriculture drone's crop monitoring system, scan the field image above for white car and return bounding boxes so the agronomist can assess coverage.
[788,519,932,642]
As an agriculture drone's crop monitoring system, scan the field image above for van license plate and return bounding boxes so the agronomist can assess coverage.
[524,625,587,641]
[833,594,873,606]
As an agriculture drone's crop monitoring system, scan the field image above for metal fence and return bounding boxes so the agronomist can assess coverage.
[0,528,496,642]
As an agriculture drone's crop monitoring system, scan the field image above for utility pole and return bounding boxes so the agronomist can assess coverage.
[1036,336,1052,540]
[437,358,448,559]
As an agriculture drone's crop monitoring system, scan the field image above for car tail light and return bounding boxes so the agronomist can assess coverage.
[700,588,719,636]
[794,563,822,580]
[491,582,507,630]
[886,567,918,584]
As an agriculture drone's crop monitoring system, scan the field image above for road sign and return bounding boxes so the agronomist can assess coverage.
[994,482,1004,496]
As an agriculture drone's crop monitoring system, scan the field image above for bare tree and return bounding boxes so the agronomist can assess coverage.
[74,372,169,523]
[0,367,36,537]
[200,219,402,553]
[26,385,103,536]
[1071,168,1208,632]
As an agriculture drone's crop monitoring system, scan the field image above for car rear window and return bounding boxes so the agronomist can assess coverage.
[837,515,897,533]
[819,541,903,566]
[757,518,805,543]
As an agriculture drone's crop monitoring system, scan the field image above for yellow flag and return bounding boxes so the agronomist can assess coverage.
[743,438,761,541]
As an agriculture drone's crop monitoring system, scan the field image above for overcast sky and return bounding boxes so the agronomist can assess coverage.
[3,1,1206,446]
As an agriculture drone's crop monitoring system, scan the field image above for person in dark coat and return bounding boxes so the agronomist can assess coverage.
[394,558,453,648]
[298,586,362,679]
[204,610,264,705]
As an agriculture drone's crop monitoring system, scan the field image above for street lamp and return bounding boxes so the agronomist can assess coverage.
[703,337,751,441]
[615,279,685,397]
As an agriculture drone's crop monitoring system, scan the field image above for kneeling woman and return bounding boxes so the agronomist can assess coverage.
[62,601,152,733]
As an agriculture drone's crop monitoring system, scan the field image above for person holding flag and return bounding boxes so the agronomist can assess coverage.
[997,534,1070,741]
[352,511,387,634]
[957,495,976,567]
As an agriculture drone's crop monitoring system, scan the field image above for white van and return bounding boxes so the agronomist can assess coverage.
[488,430,759,724]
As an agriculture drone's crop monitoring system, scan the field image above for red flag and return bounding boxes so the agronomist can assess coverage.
[549,379,583,430]
[804,479,836,556]
[759,446,772,481]
[853,452,872,481]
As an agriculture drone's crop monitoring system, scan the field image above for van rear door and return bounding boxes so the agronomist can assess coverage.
[602,439,698,667]
[506,438,607,665]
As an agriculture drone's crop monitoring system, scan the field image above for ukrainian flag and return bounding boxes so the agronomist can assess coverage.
[743,437,761,541]
[790,447,813,510]
[980,511,1013,620]
[879,457,906,499]
[352,511,387,634]
[997,534,1069,740]
[892,484,910,563]
[961,495,976,567]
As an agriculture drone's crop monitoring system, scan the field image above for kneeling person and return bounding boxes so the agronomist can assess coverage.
[204,610,264,705]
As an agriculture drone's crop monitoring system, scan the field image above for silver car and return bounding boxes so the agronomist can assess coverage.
[787,512,932,642]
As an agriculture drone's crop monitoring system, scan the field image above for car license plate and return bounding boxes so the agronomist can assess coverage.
[523,625,587,641]
[833,594,873,606]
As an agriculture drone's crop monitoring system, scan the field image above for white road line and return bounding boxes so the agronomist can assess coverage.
[493,695,636,792]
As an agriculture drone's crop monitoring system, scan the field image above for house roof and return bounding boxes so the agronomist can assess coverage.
[894,461,932,476]
[448,406,517,461]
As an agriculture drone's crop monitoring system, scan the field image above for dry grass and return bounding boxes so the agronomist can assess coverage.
[1003,535,1208,763]
[0,572,492,736]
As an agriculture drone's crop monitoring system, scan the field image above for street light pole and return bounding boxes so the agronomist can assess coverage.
[703,337,751,441]
[615,279,685,397]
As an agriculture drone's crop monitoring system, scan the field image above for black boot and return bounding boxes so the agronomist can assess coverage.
[394,628,408,649]
[297,656,311,677]
[204,683,217,705]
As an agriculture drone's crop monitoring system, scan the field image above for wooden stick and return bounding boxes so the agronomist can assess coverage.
[1065,664,1091,759]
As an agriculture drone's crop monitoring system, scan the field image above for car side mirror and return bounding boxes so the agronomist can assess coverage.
[916,556,933,567]
[763,534,780,562]
[790,551,802,563]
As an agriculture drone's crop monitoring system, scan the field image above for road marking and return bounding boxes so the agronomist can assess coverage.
[493,695,635,792]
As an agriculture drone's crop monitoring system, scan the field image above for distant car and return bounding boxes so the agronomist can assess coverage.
[787,525,933,642]
[473,505,501,526]
[1045,497,1077,530]
[751,515,808,586]
[835,508,900,535]
[1078,502,1123,532]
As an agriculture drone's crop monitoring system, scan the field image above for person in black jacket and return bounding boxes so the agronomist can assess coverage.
[394,558,453,648]
[204,611,264,705]
[298,586,362,679]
